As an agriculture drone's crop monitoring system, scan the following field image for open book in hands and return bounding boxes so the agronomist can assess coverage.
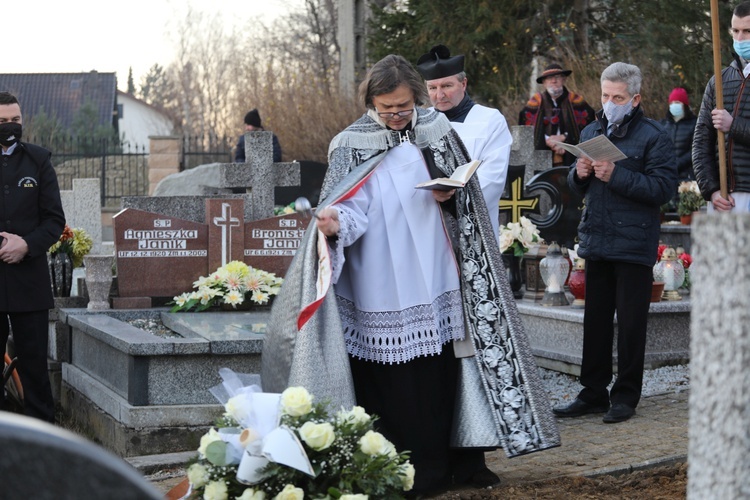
[550,135,627,163]
[415,159,483,191]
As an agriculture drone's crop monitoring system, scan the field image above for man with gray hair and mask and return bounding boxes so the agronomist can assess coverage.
[554,63,676,424]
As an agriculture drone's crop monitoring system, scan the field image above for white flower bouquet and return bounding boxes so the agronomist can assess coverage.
[184,369,414,499]
[171,260,283,312]
[498,216,542,257]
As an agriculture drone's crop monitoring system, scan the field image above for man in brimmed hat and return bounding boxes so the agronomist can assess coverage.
[416,44,512,239]
[519,63,595,166]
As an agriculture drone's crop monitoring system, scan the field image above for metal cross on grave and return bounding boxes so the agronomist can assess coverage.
[218,131,301,220]
[206,198,245,271]
[500,164,540,224]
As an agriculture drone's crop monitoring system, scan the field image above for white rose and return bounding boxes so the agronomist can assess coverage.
[400,462,415,491]
[198,428,223,458]
[340,495,368,500]
[237,488,266,500]
[280,387,313,416]
[499,231,514,253]
[359,430,396,457]
[186,463,210,488]
[273,484,304,500]
[225,394,251,423]
[204,480,229,500]
[337,405,370,426]
[298,421,336,451]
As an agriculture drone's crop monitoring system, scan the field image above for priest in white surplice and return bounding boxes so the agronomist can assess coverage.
[261,55,559,497]
[416,44,512,239]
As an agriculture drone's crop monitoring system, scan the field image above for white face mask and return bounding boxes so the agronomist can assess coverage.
[603,97,634,125]
[669,103,685,118]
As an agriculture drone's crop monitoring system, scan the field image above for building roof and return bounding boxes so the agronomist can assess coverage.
[0,72,117,129]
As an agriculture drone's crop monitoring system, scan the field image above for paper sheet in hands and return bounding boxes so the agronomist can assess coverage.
[415,159,483,191]
[550,135,627,163]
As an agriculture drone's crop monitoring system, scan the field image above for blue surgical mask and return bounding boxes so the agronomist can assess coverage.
[734,39,750,60]
[602,97,634,125]
[669,103,685,119]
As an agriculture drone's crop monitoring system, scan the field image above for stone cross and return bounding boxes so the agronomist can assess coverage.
[509,125,552,184]
[219,131,301,220]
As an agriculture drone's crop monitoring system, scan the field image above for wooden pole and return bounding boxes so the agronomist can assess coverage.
[711,0,729,199]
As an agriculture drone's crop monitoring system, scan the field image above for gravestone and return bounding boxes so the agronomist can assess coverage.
[500,126,554,226]
[151,132,303,220]
[509,125,552,184]
[113,208,208,298]
[688,213,750,499]
[59,178,105,255]
[275,160,328,207]
[525,167,583,249]
[245,214,307,277]
[501,126,581,248]
[113,200,309,301]
[0,412,161,498]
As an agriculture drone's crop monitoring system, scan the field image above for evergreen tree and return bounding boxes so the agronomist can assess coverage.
[127,67,136,95]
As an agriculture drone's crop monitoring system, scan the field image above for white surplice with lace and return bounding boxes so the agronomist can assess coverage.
[327,141,466,365]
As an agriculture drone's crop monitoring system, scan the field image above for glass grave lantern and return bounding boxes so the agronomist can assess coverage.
[653,247,685,301]
[539,242,570,306]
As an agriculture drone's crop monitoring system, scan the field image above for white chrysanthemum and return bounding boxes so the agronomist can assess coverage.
[204,480,229,500]
[186,463,210,488]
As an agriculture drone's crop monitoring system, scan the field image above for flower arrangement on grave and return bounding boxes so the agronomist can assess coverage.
[273,203,296,216]
[675,247,693,290]
[677,181,705,216]
[47,224,93,268]
[498,216,542,257]
[184,370,414,499]
[170,260,283,312]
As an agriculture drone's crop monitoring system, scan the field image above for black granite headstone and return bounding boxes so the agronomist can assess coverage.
[0,412,162,499]
[525,167,583,250]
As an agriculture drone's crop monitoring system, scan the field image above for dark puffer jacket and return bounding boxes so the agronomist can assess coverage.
[660,108,697,180]
[568,107,677,267]
[693,55,750,200]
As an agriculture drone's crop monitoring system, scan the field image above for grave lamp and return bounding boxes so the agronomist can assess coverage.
[539,241,570,307]
[653,247,685,301]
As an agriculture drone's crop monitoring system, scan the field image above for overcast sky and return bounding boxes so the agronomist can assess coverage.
[9,0,299,91]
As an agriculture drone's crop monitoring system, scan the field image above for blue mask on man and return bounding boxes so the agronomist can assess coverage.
[603,97,634,126]
[734,39,750,60]
[669,103,685,119]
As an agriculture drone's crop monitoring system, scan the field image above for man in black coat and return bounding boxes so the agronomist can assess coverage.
[554,63,676,424]
[0,91,65,422]
[693,0,750,212]
[234,108,282,163]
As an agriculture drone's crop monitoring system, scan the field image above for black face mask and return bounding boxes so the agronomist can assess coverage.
[0,122,22,148]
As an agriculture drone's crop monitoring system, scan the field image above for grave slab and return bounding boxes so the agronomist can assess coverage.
[518,300,691,375]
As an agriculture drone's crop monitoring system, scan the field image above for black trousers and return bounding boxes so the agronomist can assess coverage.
[578,260,652,409]
[349,348,487,493]
[0,310,55,422]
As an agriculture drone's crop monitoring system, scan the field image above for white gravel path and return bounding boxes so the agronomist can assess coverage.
[539,364,690,406]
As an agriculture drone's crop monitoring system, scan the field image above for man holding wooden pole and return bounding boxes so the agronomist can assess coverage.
[693,0,750,212]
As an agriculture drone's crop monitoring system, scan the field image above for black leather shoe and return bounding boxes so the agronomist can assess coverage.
[602,403,635,423]
[552,398,609,418]
[455,467,501,488]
